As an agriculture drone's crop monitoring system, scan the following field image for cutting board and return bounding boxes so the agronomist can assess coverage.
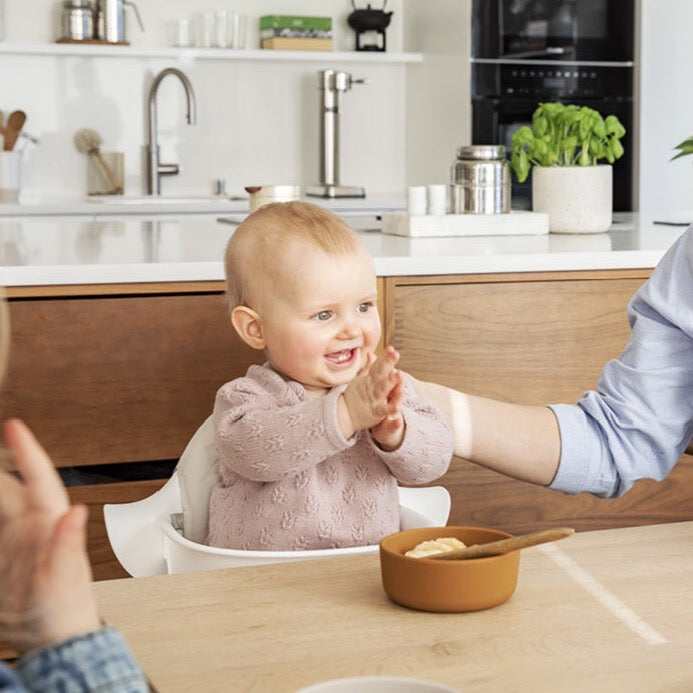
[381,210,550,237]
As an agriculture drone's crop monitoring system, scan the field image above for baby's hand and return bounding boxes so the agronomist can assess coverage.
[339,346,403,441]
[370,388,405,451]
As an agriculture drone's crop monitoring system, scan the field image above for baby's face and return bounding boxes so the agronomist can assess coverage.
[258,241,381,393]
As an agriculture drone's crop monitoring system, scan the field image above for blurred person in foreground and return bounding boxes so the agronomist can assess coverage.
[0,295,149,692]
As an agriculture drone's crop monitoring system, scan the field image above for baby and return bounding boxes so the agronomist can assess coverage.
[207,201,453,551]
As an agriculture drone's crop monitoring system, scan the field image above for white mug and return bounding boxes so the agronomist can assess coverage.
[427,184,447,215]
[407,186,427,216]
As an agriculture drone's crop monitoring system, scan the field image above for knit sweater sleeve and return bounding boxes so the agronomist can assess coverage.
[371,373,454,485]
[214,366,355,482]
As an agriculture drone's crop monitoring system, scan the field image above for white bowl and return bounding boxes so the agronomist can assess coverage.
[295,676,459,693]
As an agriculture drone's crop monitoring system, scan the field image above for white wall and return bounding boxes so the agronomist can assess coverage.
[639,0,693,216]
[403,1,471,187]
[1,0,422,200]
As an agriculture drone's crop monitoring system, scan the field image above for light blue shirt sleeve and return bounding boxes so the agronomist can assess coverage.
[549,226,693,497]
[3,628,149,693]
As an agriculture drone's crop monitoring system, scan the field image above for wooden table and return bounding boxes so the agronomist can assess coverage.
[93,522,693,692]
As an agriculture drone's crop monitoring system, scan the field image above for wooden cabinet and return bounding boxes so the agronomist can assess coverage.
[384,269,647,403]
[384,269,693,534]
[1,283,263,468]
[6,269,693,579]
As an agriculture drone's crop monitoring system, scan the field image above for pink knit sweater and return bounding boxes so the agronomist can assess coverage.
[207,364,453,551]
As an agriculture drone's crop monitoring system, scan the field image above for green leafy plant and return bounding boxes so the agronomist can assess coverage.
[510,102,626,183]
[671,136,693,162]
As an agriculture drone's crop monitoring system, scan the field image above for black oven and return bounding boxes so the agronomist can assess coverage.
[470,0,635,211]
[472,0,634,62]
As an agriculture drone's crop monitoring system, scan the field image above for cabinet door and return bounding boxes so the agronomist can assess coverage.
[385,271,693,532]
[0,291,263,468]
[387,272,646,403]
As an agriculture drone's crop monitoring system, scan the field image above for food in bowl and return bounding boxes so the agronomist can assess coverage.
[404,536,466,558]
[379,526,520,612]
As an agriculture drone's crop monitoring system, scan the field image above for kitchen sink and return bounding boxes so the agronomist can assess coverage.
[87,195,248,204]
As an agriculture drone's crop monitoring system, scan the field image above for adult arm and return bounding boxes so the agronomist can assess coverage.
[0,419,149,692]
[415,226,693,498]
[411,379,560,486]
[549,226,693,496]
[14,628,149,693]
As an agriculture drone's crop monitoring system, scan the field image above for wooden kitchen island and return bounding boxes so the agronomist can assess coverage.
[1,212,692,579]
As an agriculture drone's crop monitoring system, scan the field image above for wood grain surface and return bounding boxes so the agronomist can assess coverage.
[385,272,647,403]
[92,521,693,692]
[0,291,263,468]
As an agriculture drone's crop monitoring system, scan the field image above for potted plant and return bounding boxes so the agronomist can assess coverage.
[511,102,626,233]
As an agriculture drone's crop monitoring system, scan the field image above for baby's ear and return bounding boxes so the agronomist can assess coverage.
[230,306,265,350]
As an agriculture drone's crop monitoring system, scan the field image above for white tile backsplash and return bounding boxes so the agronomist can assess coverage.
[1,0,410,201]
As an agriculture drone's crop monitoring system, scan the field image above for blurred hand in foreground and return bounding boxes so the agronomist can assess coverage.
[0,419,101,654]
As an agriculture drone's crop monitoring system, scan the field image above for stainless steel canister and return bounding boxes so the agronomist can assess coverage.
[61,0,95,41]
[95,0,144,44]
[450,145,510,214]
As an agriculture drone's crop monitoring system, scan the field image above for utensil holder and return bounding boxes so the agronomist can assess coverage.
[0,151,21,203]
[87,151,124,195]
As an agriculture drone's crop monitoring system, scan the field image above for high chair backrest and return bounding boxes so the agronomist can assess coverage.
[175,415,219,543]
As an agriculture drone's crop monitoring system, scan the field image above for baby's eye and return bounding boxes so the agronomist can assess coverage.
[312,310,333,321]
[356,302,374,313]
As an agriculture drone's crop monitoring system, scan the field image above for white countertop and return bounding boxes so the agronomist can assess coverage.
[0,212,687,287]
[0,195,406,219]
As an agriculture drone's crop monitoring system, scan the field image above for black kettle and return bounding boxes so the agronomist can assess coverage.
[347,0,393,51]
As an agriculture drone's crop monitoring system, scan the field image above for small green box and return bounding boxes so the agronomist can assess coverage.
[260,15,332,32]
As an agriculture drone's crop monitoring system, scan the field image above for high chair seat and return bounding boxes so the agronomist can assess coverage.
[104,408,453,577]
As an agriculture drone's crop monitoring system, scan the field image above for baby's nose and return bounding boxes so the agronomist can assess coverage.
[337,316,360,338]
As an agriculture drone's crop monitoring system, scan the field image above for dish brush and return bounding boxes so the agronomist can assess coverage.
[74,128,123,195]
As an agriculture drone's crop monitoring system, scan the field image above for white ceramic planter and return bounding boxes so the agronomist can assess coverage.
[532,164,613,234]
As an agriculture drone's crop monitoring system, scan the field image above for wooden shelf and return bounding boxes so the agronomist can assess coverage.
[0,42,423,64]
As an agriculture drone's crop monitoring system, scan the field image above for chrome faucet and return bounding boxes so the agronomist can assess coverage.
[146,67,197,195]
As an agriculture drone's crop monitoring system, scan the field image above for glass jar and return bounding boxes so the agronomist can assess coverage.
[450,145,510,214]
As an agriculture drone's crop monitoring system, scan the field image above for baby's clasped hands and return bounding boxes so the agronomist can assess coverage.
[339,346,405,450]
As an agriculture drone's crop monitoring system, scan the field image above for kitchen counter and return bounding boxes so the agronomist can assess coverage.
[0,196,406,219]
[0,213,687,287]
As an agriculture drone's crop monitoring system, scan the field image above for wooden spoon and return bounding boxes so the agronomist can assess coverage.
[427,527,574,560]
[4,111,27,151]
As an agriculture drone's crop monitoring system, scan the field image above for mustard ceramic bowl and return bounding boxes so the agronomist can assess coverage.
[379,526,520,613]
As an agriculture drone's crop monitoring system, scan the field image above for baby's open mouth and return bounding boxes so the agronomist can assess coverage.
[325,348,358,366]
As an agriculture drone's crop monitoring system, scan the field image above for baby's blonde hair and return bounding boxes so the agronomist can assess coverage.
[224,200,360,310]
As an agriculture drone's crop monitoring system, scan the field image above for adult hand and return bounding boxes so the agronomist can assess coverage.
[0,419,101,654]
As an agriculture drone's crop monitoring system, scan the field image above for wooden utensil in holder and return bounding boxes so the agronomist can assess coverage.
[3,111,27,151]
[74,128,123,195]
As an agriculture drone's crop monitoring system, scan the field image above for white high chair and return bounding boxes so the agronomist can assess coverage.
[104,379,458,577]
